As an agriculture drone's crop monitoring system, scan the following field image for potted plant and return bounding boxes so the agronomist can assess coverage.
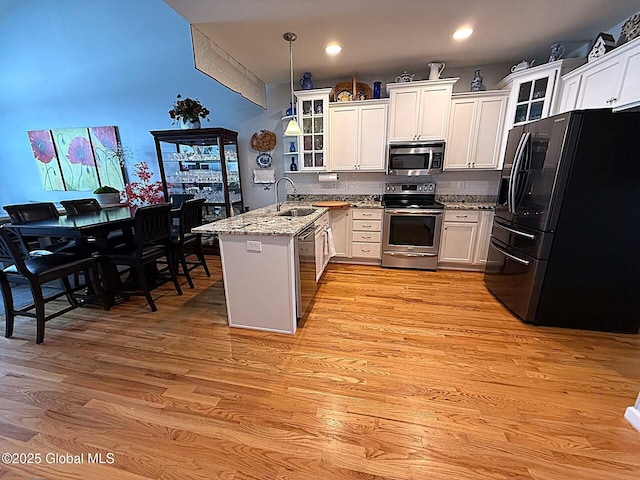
[168,94,210,129]
[93,185,121,205]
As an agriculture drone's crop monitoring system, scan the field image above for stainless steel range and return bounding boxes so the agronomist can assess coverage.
[381,183,444,270]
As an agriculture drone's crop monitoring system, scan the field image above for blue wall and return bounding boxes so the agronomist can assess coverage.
[0,0,263,207]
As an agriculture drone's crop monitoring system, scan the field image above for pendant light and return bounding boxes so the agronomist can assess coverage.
[283,32,302,136]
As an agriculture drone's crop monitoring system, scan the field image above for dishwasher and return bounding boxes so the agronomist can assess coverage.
[295,224,318,318]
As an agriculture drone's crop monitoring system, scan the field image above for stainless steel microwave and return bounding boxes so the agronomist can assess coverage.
[387,141,444,176]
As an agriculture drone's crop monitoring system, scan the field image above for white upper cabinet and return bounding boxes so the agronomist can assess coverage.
[328,100,388,172]
[295,88,331,171]
[558,37,640,113]
[387,79,458,142]
[498,59,584,131]
[445,91,508,170]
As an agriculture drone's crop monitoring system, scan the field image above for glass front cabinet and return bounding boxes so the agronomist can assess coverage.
[295,88,331,171]
[150,128,244,249]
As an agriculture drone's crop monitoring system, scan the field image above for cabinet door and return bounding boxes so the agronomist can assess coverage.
[471,96,507,169]
[417,85,451,140]
[445,98,476,170]
[388,87,420,141]
[472,211,494,266]
[328,106,358,171]
[329,208,351,258]
[439,222,477,264]
[577,57,623,109]
[616,46,640,107]
[297,92,329,171]
[556,75,581,114]
[315,229,325,281]
[358,103,388,171]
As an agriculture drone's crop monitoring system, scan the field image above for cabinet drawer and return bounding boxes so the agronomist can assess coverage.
[315,212,329,229]
[444,210,479,222]
[352,209,383,220]
[352,219,382,231]
[351,242,381,258]
[352,231,382,243]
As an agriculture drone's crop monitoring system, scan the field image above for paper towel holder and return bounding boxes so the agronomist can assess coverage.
[318,172,339,182]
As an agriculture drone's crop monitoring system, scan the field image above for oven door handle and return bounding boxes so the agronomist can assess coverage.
[384,209,443,215]
[384,251,439,258]
[490,240,530,266]
[493,221,535,240]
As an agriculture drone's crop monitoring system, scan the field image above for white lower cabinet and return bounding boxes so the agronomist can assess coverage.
[438,210,494,271]
[350,209,382,262]
[329,208,351,258]
[315,212,330,281]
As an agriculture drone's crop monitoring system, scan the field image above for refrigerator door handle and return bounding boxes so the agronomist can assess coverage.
[493,221,536,240]
[509,132,530,214]
[490,240,531,266]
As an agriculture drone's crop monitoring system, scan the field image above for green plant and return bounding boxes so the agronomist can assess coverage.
[93,186,120,194]
[168,94,210,123]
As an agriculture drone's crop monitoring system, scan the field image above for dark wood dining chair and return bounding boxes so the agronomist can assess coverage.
[0,225,109,344]
[60,198,101,215]
[2,202,75,253]
[169,198,210,288]
[169,193,195,209]
[61,198,128,251]
[98,203,182,311]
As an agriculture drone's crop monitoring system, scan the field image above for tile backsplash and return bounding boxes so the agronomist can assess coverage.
[284,170,501,196]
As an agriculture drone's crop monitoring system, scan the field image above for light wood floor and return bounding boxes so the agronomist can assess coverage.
[1,258,639,479]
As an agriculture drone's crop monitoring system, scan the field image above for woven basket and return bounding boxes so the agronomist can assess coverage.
[250,130,277,151]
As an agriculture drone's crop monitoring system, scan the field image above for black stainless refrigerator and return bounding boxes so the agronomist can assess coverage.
[484,109,640,333]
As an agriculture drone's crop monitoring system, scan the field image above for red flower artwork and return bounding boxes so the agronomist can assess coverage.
[66,137,98,166]
[28,130,56,164]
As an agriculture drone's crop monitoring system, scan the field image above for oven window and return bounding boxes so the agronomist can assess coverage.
[389,215,436,246]
[390,154,427,170]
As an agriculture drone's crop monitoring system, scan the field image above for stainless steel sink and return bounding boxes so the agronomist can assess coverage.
[277,208,317,217]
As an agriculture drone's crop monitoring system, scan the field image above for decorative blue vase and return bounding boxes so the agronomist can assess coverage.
[373,81,382,99]
[299,72,314,90]
[470,69,483,92]
[289,157,298,171]
[289,141,297,152]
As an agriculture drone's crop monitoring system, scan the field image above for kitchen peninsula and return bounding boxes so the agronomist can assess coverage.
[193,204,329,334]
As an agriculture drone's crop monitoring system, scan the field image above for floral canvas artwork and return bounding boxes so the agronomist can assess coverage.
[52,127,100,191]
[27,125,126,192]
[89,126,126,191]
[27,130,65,191]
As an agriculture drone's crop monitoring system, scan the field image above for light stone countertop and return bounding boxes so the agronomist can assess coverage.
[193,202,328,237]
[440,202,496,210]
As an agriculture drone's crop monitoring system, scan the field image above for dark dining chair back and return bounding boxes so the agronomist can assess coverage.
[2,202,76,253]
[0,225,108,344]
[3,202,59,224]
[170,198,210,288]
[169,193,195,209]
[61,198,101,215]
[100,203,182,311]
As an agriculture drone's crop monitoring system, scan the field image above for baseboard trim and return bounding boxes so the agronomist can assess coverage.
[624,406,640,433]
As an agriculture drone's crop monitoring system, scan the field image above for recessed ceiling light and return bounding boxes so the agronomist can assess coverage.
[453,27,474,40]
[325,44,342,55]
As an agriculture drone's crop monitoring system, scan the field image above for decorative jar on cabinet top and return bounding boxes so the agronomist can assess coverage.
[299,72,314,90]
[471,69,483,92]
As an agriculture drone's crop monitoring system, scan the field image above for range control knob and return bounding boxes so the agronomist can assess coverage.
[418,186,423,191]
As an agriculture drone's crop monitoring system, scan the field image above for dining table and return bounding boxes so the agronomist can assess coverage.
[4,206,137,304]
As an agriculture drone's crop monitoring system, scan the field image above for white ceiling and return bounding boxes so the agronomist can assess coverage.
[164,0,639,84]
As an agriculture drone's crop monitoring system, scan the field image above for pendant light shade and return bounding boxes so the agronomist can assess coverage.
[283,32,302,136]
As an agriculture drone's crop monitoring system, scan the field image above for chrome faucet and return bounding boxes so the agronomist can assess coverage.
[275,176,296,212]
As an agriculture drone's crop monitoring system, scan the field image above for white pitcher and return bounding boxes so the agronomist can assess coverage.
[428,62,445,80]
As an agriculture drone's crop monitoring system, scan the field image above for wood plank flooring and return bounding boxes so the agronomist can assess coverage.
[0,258,639,479]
